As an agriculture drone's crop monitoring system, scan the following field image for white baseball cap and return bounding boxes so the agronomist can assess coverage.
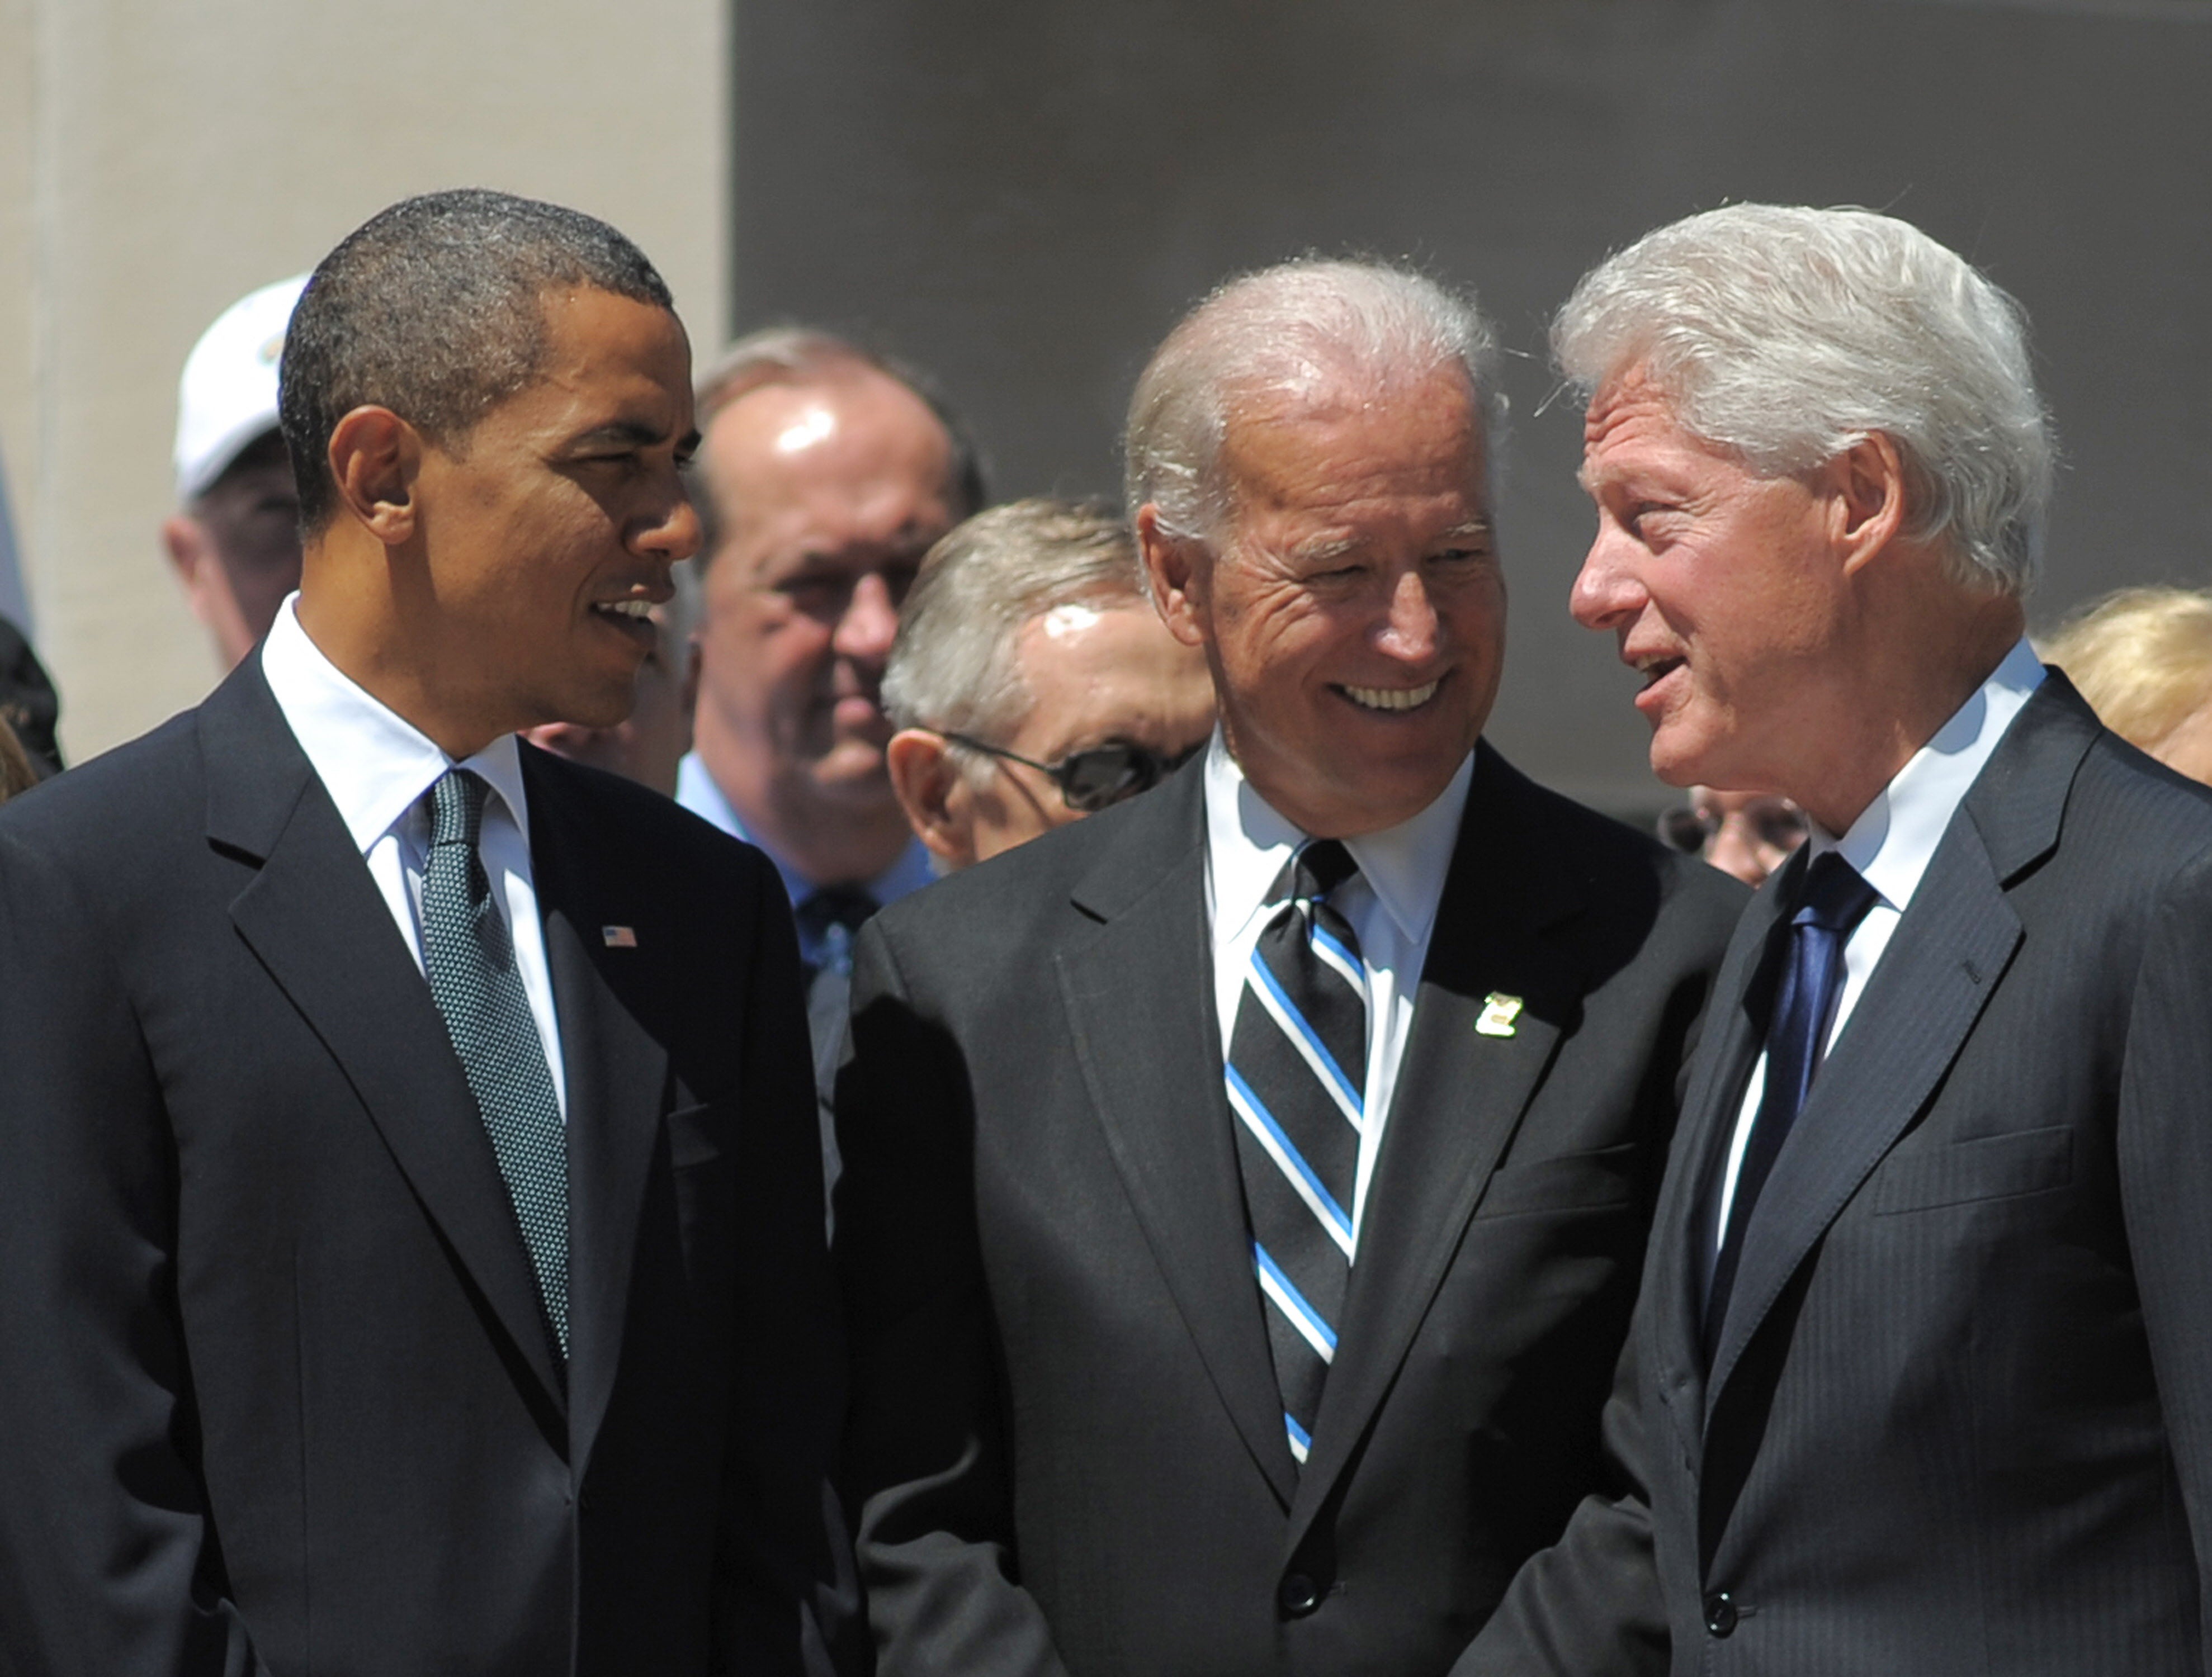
[173,274,309,502]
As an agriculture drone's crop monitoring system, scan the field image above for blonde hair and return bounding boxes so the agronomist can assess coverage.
[2042,585,2212,752]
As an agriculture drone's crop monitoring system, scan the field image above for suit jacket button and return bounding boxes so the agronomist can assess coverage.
[1278,1572,1322,1617]
[1704,1591,1738,1637]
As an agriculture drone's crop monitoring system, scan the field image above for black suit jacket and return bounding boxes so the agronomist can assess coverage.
[0,658,844,1676]
[832,743,1744,1676]
[1466,674,2212,1676]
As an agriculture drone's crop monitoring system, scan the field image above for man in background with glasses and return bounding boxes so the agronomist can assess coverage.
[881,498,1214,871]
[833,259,1745,1677]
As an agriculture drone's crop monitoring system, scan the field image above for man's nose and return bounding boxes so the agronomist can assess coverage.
[1377,569,1441,664]
[835,571,900,665]
[638,482,703,565]
[1569,525,1643,633]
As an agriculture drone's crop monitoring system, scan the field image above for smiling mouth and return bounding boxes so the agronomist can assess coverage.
[1631,653,1685,690]
[592,599,655,622]
[1337,678,1443,713]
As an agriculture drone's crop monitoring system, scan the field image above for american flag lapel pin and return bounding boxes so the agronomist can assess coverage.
[601,925,639,949]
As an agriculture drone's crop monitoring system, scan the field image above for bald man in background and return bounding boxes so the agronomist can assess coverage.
[679,328,985,1162]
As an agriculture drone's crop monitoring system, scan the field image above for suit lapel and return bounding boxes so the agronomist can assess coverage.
[522,751,672,1475]
[1057,768,1299,1510]
[1290,749,1581,1541]
[1649,864,1795,1465]
[1703,678,2092,1415]
[203,665,568,1419]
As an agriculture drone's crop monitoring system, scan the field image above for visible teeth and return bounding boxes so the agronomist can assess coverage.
[1342,679,1440,712]
[597,599,653,619]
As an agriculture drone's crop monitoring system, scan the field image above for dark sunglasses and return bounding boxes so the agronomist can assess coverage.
[1657,798,1809,856]
[941,732,1203,813]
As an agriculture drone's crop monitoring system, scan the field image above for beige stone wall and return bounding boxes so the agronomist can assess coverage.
[0,0,729,760]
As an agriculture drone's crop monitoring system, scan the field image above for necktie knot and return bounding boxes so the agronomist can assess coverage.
[430,768,490,851]
[796,885,878,942]
[1269,839,1358,907]
[1793,851,1879,936]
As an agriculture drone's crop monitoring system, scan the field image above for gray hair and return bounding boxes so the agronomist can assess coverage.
[1124,257,1501,547]
[687,325,986,565]
[882,498,1146,753]
[1553,204,2055,594]
[281,189,672,532]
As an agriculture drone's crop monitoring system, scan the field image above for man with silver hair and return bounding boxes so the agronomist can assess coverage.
[1467,206,2212,1676]
[833,259,1742,1675]
[881,497,1214,870]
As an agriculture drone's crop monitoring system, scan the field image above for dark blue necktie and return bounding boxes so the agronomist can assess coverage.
[1703,851,1879,1364]
[1226,840,1368,1468]
[420,769,569,1365]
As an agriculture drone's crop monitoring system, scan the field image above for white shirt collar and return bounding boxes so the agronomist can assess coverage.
[1202,728,1474,942]
[1812,635,2045,913]
[260,593,531,852]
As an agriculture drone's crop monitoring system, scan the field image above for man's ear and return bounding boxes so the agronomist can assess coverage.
[1831,433,1911,577]
[885,728,976,870]
[326,406,425,547]
[1136,504,1211,650]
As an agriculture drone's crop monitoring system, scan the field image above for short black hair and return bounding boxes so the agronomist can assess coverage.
[280,189,674,532]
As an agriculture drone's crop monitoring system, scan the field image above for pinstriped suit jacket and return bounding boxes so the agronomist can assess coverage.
[1465,672,2212,1676]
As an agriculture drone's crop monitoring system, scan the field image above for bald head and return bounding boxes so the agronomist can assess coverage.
[688,351,970,887]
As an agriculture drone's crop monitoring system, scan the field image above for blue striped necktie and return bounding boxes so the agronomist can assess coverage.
[420,769,570,1366]
[1226,839,1368,1468]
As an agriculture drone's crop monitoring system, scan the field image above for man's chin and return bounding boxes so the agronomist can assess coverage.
[805,742,899,807]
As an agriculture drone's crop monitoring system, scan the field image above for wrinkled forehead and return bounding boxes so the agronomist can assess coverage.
[1217,366,1488,518]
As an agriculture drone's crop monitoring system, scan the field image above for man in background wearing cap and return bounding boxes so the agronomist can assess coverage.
[162,275,308,668]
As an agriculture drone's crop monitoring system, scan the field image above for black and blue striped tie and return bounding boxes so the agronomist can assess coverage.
[1226,839,1368,1468]
[420,769,569,1366]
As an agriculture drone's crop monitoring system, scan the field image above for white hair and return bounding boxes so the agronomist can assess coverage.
[882,498,1147,755]
[1554,204,2055,594]
[1124,258,1501,547]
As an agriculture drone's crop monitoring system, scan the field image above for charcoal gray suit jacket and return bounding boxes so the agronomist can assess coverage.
[833,742,1745,1676]
[1464,673,2212,1676]
[0,656,845,1675]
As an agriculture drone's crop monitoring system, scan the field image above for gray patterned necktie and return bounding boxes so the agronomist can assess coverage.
[420,768,569,1363]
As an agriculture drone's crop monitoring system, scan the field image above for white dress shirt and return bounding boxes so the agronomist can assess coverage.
[1204,732,1476,1252]
[1706,636,2046,1269]
[260,595,568,1117]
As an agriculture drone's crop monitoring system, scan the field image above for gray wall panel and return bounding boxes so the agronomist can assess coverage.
[735,0,2212,812]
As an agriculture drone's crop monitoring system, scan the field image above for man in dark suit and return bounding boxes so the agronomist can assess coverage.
[833,258,1744,1676]
[1463,205,2212,1676]
[0,190,844,1675]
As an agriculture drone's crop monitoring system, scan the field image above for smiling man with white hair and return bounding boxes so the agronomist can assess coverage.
[1464,205,2212,1677]
[832,258,1743,1677]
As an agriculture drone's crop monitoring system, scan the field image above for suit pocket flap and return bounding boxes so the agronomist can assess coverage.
[1473,1143,1638,1220]
[1870,1125,2072,1215]
[664,1101,724,1171]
